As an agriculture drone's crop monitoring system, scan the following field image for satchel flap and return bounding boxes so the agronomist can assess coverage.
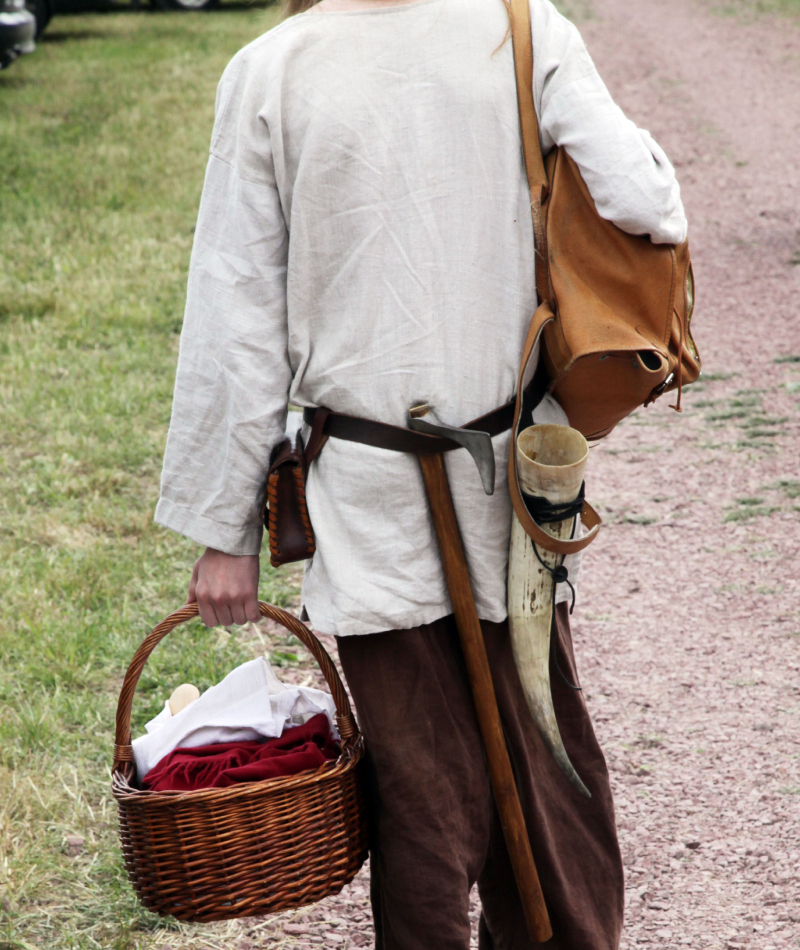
[547,150,674,358]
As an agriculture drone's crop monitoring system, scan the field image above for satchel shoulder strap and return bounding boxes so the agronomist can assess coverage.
[510,0,547,194]
[507,0,602,556]
[509,0,552,305]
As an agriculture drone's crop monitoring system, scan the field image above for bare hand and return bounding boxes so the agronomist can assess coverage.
[187,548,261,628]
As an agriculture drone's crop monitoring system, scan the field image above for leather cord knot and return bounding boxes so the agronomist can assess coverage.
[552,565,569,585]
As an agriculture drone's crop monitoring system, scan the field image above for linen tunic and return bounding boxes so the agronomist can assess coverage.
[156,0,687,637]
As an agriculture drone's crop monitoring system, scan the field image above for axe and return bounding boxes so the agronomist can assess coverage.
[408,403,552,944]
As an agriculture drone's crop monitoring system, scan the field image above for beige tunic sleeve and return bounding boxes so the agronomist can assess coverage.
[530,0,687,245]
[155,53,291,555]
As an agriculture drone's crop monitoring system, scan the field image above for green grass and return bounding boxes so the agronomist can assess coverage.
[691,381,797,456]
[721,478,800,523]
[0,6,309,948]
[710,0,800,17]
[770,479,800,499]
[723,499,781,521]
[552,0,594,18]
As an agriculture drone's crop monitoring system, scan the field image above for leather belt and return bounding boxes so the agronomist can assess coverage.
[302,372,547,464]
[302,402,511,459]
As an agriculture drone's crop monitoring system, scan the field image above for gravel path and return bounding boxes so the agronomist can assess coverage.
[181,3,800,948]
[576,3,800,947]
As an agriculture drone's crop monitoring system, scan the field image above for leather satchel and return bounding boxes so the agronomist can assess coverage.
[265,432,315,568]
[509,0,701,442]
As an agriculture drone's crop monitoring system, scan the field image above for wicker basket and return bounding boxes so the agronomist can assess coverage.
[111,601,368,922]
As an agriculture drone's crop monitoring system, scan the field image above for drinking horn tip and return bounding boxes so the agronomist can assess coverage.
[509,424,592,799]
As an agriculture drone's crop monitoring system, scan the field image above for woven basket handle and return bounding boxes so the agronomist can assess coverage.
[113,601,358,775]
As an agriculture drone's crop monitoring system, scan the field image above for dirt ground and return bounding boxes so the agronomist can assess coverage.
[188,2,800,948]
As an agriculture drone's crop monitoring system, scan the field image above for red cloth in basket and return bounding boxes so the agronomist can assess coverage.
[142,713,339,792]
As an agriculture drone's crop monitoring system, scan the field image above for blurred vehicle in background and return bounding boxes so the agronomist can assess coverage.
[50,0,219,14]
[150,0,219,9]
[0,0,36,69]
[2,0,225,65]
[146,0,219,8]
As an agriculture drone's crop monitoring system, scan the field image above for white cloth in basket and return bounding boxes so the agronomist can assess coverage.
[132,657,339,781]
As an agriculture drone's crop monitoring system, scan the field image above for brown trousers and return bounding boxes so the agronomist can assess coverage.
[336,605,624,950]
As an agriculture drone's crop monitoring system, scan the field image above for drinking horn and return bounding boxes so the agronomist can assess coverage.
[508,424,591,799]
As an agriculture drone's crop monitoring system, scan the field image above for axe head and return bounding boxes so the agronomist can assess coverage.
[408,404,496,496]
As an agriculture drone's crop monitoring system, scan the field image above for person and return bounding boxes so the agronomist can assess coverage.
[156,0,687,946]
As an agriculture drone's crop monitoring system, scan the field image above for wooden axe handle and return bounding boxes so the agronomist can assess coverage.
[416,452,552,943]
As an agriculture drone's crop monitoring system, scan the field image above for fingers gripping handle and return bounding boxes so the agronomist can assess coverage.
[113,602,358,775]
